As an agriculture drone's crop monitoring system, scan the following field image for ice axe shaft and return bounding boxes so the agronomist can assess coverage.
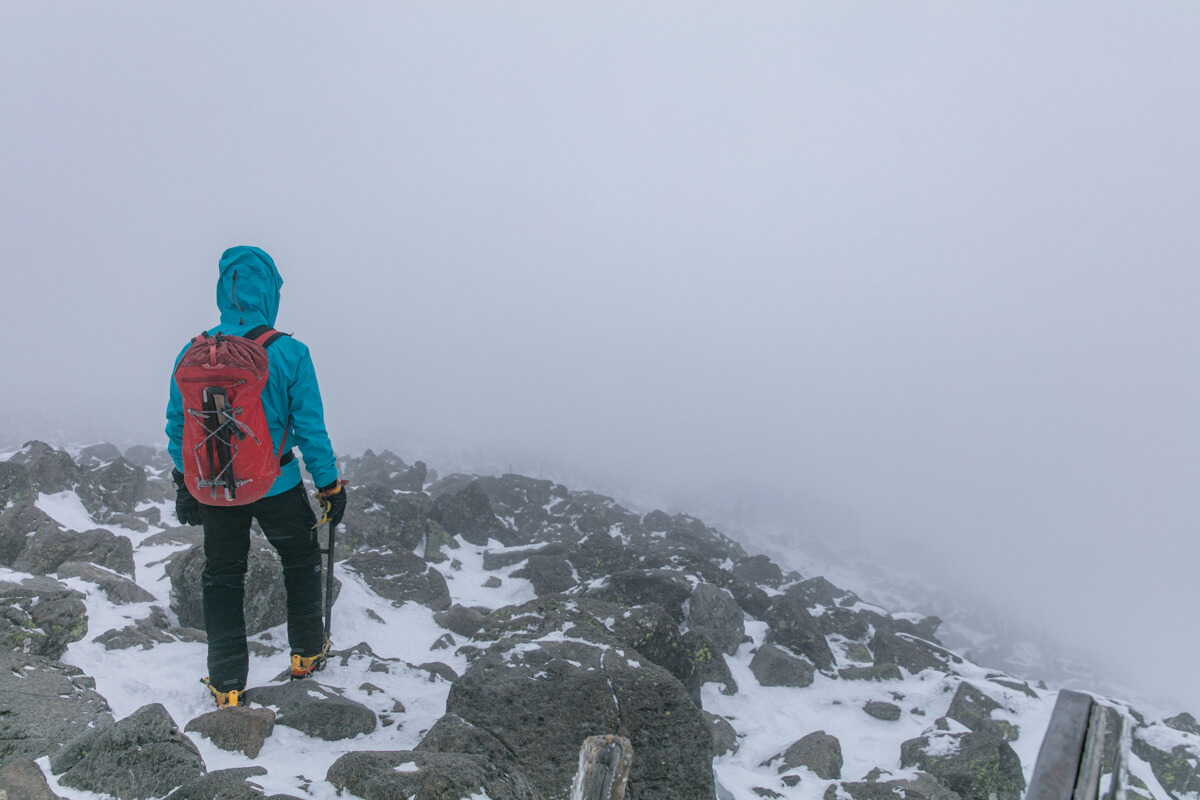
[323,520,336,643]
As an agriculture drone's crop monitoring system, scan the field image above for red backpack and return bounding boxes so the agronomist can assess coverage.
[173,325,291,506]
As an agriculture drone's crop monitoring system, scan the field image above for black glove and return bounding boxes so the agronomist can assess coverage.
[316,480,348,529]
[172,469,203,527]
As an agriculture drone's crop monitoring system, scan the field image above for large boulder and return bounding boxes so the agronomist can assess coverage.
[56,703,205,799]
[445,637,714,799]
[511,553,576,595]
[470,595,731,705]
[901,730,1026,800]
[12,528,135,578]
[686,582,745,656]
[0,501,62,566]
[0,460,36,507]
[945,682,1017,741]
[429,480,513,547]
[56,562,156,604]
[84,457,146,515]
[1132,728,1200,798]
[870,631,953,675]
[0,650,113,768]
[165,538,288,634]
[9,441,83,496]
[763,594,836,673]
[0,576,89,659]
[761,730,843,779]
[731,554,785,587]
[326,750,541,800]
[750,643,814,688]
[338,483,431,553]
[243,681,376,741]
[825,772,962,800]
[580,568,694,623]
[343,549,452,611]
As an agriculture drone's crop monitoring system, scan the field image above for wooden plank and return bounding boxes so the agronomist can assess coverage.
[1027,689,1094,800]
[570,735,633,800]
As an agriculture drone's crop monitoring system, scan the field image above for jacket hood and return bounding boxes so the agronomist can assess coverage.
[217,246,283,327]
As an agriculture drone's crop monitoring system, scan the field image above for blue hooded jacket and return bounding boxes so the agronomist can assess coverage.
[165,246,339,496]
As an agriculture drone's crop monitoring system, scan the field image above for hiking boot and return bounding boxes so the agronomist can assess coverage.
[201,677,243,708]
[290,640,331,680]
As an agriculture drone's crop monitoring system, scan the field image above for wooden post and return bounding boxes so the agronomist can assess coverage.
[570,735,633,800]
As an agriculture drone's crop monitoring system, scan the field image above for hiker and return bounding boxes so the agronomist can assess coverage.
[165,245,347,709]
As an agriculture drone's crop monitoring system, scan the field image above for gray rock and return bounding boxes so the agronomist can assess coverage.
[343,549,451,611]
[445,637,714,800]
[0,501,61,567]
[85,457,146,515]
[705,712,740,756]
[418,662,460,683]
[682,628,739,697]
[580,568,694,623]
[870,631,952,675]
[338,483,431,553]
[687,582,745,656]
[0,756,64,800]
[123,445,165,469]
[839,664,903,682]
[433,604,486,638]
[416,713,517,764]
[785,576,849,608]
[817,607,872,640]
[1166,713,1200,736]
[471,595,719,705]
[326,750,541,800]
[762,730,843,779]
[945,682,1017,741]
[482,544,567,571]
[9,442,83,496]
[0,576,88,659]
[731,554,785,587]
[429,480,512,547]
[166,538,288,634]
[78,443,123,467]
[164,767,269,800]
[512,553,576,595]
[763,594,836,673]
[1132,730,1200,798]
[12,528,135,578]
[93,623,174,651]
[55,561,156,604]
[57,703,205,800]
[750,643,815,688]
[185,708,276,759]
[900,730,1025,800]
[243,681,376,741]
[0,461,36,507]
[826,772,962,800]
[864,701,902,721]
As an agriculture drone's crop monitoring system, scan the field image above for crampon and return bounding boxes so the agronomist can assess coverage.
[201,676,243,709]
[290,640,331,680]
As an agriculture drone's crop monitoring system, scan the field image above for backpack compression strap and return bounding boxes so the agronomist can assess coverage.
[244,325,291,348]
[240,325,295,466]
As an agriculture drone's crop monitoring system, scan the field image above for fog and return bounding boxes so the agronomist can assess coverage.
[2,4,1198,712]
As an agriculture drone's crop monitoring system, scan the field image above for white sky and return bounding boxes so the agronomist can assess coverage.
[2,4,1198,712]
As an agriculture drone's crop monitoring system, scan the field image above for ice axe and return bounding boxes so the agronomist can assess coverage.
[314,480,348,643]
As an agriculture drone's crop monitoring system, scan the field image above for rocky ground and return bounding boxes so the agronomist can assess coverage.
[1,441,1199,800]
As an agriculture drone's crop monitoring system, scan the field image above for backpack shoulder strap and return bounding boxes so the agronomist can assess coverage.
[243,325,291,348]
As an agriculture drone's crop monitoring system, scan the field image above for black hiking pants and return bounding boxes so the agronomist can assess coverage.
[198,482,325,691]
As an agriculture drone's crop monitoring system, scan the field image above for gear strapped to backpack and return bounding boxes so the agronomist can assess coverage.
[173,325,292,506]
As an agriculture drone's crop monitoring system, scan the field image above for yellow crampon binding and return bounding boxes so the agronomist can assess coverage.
[201,677,242,708]
[290,639,331,680]
[312,481,348,528]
